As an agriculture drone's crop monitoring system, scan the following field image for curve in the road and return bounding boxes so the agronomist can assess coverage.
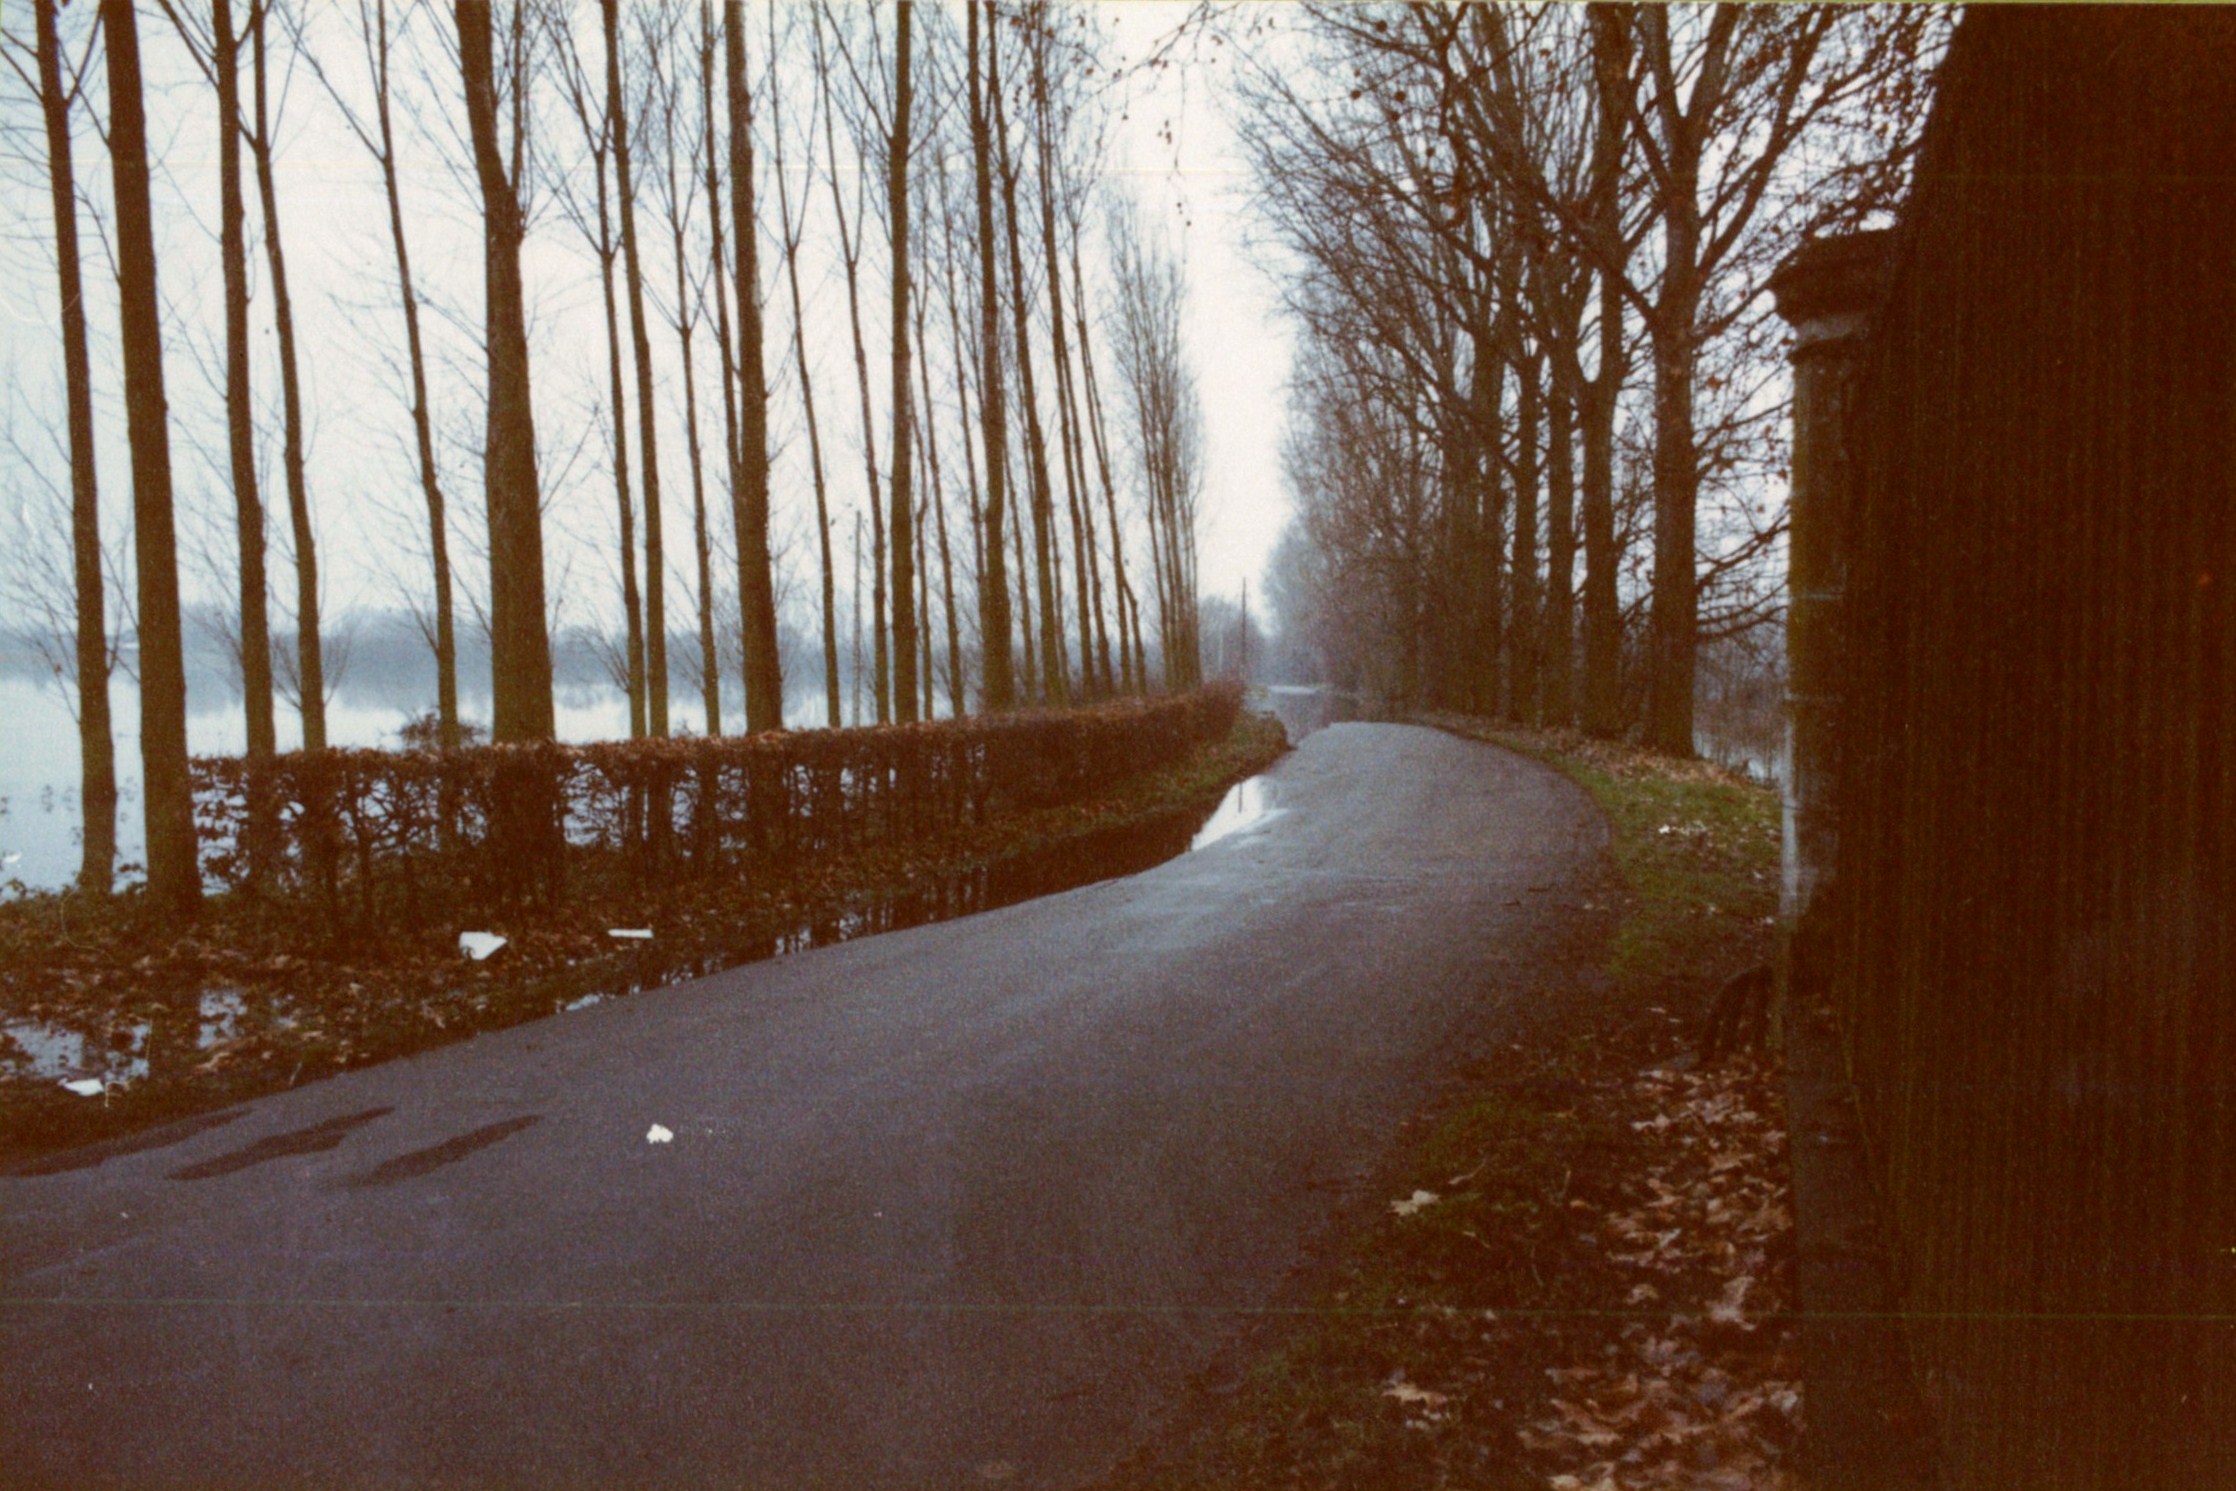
[0,722,1612,1491]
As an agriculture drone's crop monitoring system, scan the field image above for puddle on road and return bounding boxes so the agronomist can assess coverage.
[4,761,1293,1084]
[1189,777,1280,851]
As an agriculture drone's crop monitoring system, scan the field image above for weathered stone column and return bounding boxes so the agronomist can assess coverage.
[1769,231,1889,930]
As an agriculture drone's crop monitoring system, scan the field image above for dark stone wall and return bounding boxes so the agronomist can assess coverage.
[1833,9,2236,1486]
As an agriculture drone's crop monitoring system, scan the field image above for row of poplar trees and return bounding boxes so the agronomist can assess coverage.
[16,0,1207,917]
[1248,4,1943,750]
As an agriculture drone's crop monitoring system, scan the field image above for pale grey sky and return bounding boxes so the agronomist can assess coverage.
[0,0,1293,669]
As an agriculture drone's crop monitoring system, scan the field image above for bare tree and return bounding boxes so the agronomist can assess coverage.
[968,0,1013,709]
[22,0,117,891]
[1108,205,1202,691]
[885,0,918,721]
[458,0,554,742]
[606,0,668,735]
[1028,10,1103,699]
[549,3,646,736]
[725,0,783,731]
[296,0,462,749]
[990,15,1064,704]
[643,0,721,734]
[102,0,199,912]
[765,6,840,727]
[1072,227,1139,695]
[248,1,325,749]
[813,3,891,721]
[165,0,279,769]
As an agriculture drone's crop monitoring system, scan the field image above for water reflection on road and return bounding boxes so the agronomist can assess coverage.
[3,734,1306,1090]
[1190,776,1279,850]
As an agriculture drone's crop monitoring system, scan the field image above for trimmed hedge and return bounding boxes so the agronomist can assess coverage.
[190,685,1241,927]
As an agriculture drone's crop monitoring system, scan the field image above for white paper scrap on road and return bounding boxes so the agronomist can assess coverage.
[1390,1189,1439,1218]
[646,1124,673,1144]
[459,932,507,961]
[607,929,653,940]
[60,1077,106,1097]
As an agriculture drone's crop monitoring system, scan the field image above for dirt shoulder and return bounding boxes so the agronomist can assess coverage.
[1099,717,1798,1491]
[0,714,1287,1167]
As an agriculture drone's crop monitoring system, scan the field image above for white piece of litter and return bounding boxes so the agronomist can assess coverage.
[459,932,508,961]
[1390,1189,1439,1218]
[60,1078,107,1097]
[645,1124,673,1144]
[607,928,653,941]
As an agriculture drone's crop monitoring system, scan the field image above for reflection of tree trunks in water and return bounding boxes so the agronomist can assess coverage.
[142,984,201,1086]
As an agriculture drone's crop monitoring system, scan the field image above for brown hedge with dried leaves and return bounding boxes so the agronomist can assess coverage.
[190,685,1240,932]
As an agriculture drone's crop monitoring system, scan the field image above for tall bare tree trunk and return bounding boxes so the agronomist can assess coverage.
[1544,356,1577,726]
[360,0,459,750]
[459,0,554,744]
[851,511,864,723]
[104,0,199,914]
[1510,345,1542,722]
[992,39,1065,704]
[37,0,116,894]
[249,3,323,750]
[725,0,784,730]
[1009,444,1037,700]
[914,292,964,718]
[590,138,647,738]
[607,0,666,735]
[767,38,839,728]
[968,0,1014,710]
[654,21,720,735]
[1142,447,1171,683]
[915,478,933,720]
[815,10,887,722]
[680,291,720,736]
[1582,5,1630,739]
[1029,31,1098,699]
[932,141,987,698]
[887,0,919,722]
[213,0,275,768]
[1640,7,1702,756]
[1071,240,1136,695]
[700,2,740,501]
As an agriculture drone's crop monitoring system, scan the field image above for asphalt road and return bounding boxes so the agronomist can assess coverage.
[0,723,1611,1490]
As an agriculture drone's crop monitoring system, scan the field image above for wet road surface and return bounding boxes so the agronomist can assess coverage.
[0,723,1610,1490]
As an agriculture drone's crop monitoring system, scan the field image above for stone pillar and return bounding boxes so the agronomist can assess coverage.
[1769,231,1889,931]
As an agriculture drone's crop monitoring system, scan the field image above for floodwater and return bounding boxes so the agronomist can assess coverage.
[2,986,252,1087]
[2,751,1289,1091]
[0,671,832,896]
[1189,775,1279,850]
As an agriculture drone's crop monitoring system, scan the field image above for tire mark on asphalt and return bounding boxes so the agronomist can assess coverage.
[343,1116,541,1188]
[168,1108,393,1181]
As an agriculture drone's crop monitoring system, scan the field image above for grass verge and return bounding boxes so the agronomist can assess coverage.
[1098,716,1791,1491]
[0,713,1287,1166]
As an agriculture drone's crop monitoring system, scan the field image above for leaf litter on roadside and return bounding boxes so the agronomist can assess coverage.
[1518,1051,1802,1490]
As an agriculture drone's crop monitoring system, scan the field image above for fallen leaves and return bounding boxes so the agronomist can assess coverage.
[1520,1053,1803,1490]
